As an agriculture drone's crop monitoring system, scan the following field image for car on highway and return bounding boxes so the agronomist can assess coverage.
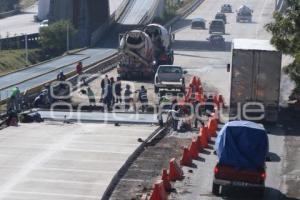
[154,65,187,93]
[236,5,253,22]
[39,20,49,30]
[209,19,225,34]
[221,4,232,13]
[213,121,268,197]
[207,34,225,48]
[215,12,227,24]
[191,18,206,29]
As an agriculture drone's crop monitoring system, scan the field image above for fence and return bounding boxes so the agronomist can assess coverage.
[0,33,40,50]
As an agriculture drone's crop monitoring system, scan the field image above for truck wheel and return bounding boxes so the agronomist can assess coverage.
[212,183,220,196]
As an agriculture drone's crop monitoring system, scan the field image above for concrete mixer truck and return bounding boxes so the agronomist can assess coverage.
[118,30,156,80]
[144,24,174,66]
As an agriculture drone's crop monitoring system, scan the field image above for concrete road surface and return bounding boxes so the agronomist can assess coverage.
[169,0,299,199]
[0,122,156,200]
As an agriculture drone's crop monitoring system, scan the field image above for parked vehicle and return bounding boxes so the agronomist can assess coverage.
[229,39,282,122]
[118,30,156,80]
[209,20,225,34]
[215,12,227,24]
[213,121,269,197]
[236,5,253,22]
[144,24,174,66]
[221,4,232,13]
[154,65,187,93]
[191,17,206,29]
[207,34,225,47]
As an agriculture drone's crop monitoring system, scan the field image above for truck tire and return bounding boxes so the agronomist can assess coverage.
[212,183,220,196]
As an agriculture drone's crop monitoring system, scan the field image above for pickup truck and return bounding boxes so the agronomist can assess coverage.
[154,65,187,93]
[213,121,268,197]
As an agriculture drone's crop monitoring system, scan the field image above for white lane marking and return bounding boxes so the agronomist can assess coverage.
[10,191,99,200]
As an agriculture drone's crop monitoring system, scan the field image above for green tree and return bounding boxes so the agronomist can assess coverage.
[39,20,76,57]
[266,0,300,97]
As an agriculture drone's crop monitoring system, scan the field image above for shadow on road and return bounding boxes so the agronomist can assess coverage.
[266,152,281,162]
[173,39,232,52]
[172,19,193,33]
[220,186,299,200]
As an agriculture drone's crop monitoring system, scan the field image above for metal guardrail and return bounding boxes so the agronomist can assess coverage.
[0,33,40,50]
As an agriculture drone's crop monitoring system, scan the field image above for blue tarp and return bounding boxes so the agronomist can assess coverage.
[215,121,269,170]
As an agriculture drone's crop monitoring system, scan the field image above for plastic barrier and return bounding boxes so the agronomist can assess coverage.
[199,126,208,148]
[208,117,218,137]
[161,169,171,191]
[180,147,192,166]
[149,180,168,200]
[169,158,183,181]
[188,139,199,159]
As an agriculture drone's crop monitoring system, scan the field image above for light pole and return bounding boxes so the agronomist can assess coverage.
[25,34,28,65]
[66,23,70,53]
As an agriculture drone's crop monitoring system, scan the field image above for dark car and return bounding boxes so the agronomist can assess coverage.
[221,4,232,13]
[215,12,227,24]
[209,20,225,34]
[191,18,206,29]
[207,34,225,47]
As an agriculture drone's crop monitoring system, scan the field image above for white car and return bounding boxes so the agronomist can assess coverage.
[39,20,49,30]
[154,65,187,93]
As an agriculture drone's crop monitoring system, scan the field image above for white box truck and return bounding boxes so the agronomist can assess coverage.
[229,39,282,122]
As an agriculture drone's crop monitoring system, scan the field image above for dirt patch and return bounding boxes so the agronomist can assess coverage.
[109,135,193,200]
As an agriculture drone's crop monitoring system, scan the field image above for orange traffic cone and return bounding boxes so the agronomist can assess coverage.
[180,147,192,166]
[189,139,199,159]
[161,169,171,191]
[208,118,218,137]
[213,95,219,109]
[218,94,224,108]
[196,135,202,150]
[199,126,208,148]
[149,180,168,200]
[169,158,183,181]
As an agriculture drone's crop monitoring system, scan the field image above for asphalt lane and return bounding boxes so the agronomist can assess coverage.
[170,0,291,199]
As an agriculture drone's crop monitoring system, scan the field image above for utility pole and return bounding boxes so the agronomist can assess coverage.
[25,34,28,65]
[66,23,70,53]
